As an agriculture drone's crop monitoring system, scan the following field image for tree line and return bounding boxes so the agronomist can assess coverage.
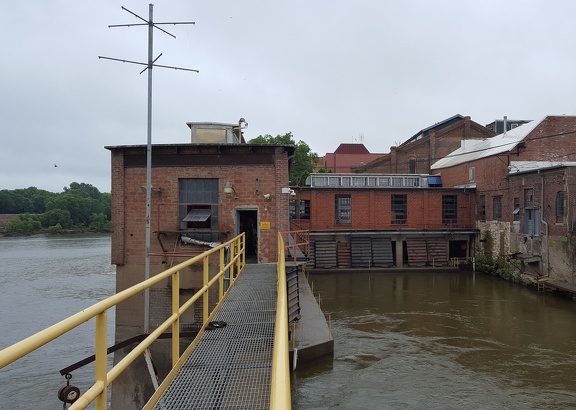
[0,182,111,233]
[1,134,325,233]
[249,132,331,185]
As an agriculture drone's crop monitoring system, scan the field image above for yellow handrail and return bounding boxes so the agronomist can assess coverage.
[270,233,291,409]
[0,233,246,410]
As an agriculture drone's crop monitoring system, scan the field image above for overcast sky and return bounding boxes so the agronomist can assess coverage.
[2,1,576,193]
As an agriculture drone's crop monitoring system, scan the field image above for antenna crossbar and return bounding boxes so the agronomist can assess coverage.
[98,56,199,73]
[101,4,198,338]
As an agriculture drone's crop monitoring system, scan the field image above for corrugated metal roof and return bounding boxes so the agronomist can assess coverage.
[431,117,544,170]
[509,161,576,174]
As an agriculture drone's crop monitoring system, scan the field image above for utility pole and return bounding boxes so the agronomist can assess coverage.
[100,5,197,337]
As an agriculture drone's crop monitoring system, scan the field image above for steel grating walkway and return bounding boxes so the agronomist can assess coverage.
[154,264,278,410]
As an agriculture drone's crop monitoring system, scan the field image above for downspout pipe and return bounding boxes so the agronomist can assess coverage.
[541,173,550,276]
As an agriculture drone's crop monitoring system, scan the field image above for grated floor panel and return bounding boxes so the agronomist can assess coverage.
[154,264,278,410]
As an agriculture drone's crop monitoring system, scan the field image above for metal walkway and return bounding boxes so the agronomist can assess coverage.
[154,263,278,410]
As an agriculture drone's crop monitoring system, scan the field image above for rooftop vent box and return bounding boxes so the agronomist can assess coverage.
[187,122,241,144]
[428,175,442,187]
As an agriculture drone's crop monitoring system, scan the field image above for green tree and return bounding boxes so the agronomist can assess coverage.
[89,213,111,230]
[249,132,320,186]
[7,214,42,232]
[63,182,102,199]
[41,209,73,229]
[1,182,111,233]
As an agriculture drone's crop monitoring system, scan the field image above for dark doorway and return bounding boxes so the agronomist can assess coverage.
[237,210,258,263]
[449,240,468,259]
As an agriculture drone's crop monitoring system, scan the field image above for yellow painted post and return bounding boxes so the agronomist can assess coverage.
[271,233,291,409]
[219,246,225,300]
[94,311,107,410]
[203,255,209,324]
[172,270,180,367]
[229,238,236,280]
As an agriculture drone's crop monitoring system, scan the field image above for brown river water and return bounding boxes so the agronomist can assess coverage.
[1,237,575,409]
[291,271,576,409]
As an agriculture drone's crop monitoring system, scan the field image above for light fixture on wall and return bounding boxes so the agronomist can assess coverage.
[223,180,238,199]
[223,180,235,194]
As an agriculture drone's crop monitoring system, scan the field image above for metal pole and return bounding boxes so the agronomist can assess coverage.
[144,3,153,334]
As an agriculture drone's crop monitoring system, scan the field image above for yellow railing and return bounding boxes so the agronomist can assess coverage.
[0,234,246,410]
[270,233,291,409]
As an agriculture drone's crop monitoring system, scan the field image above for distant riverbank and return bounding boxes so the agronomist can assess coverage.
[0,230,111,238]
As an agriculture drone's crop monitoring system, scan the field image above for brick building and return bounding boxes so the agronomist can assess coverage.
[291,173,475,269]
[320,143,384,172]
[431,115,576,281]
[356,114,495,174]
[106,121,295,408]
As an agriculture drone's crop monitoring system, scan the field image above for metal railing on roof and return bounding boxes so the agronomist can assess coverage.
[308,173,432,188]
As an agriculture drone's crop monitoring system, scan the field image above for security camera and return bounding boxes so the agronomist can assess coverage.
[263,194,271,200]
[290,189,296,196]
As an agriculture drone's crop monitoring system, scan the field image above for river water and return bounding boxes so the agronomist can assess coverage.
[291,272,576,409]
[1,237,576,409]
[0,235,115,410]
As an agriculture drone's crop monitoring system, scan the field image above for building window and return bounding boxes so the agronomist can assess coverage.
[335,195,351,224]
[513,197,521,221]
[469,167,475,182]
[479,195,486,221]
[179,178,219,241]
[409,159,416,174]
[289,199,296,219]
[442,195,458,224]
[524,208,540,235]
[556,191,565,223]
[493,196,502,220]
[299,200,311,219]
[524,188,534,208]
[391,195,407,224]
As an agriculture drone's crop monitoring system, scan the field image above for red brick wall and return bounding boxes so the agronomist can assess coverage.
[110,145,290,267]
[304,188,474,231]
[436,116,576,227]
[359,117,494,174]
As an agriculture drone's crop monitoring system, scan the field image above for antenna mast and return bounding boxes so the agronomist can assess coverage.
[100,4,198,336]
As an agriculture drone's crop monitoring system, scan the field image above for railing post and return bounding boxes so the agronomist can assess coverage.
[94,311,107,410]
[219,246,225,300]
[203,255,209,324]
[172,270,180,367]
[229,239,236,280]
